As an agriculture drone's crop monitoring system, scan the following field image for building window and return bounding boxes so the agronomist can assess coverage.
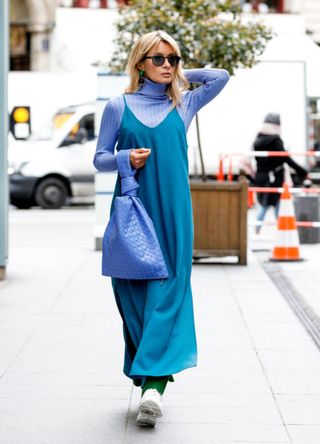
[10,25,31,71]
[241,0,284,13]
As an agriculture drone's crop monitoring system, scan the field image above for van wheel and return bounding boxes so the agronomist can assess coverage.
[35,177,68,209]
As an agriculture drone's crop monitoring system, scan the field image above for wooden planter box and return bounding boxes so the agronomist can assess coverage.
[190,178,248,265]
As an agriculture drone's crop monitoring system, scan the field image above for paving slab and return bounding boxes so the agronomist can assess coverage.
[287,425,320,444]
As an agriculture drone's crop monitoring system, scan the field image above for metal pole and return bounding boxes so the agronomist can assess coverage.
[0,0,9,280]
[195,113,207,181]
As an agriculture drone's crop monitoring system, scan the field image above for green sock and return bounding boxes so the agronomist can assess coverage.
[141,376,170,396]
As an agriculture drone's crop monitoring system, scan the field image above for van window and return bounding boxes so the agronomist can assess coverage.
[60,113,95,147]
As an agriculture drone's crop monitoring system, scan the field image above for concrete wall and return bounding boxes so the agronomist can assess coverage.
[10,0,59,71]
[285,0,320,43]
[51,7,117,71]
[300,0,320,43]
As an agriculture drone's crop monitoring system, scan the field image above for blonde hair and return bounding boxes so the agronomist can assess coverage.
[125,30,189,108]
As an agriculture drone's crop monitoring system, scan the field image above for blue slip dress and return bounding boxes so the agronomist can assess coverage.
[110,95,197,384]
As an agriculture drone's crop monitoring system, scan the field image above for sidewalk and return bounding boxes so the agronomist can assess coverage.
[1,207,320,444]
[249,207,320,320]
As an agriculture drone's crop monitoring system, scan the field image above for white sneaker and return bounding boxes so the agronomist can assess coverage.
[136,389,163,427]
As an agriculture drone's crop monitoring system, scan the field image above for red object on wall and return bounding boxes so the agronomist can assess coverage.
[73,0,89,7]
[250,1,285,13]
[278,0,284,13]
[251,1,259,12]
[100,0,108,7]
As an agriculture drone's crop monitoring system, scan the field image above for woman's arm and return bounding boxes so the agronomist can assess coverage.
[286,155,308,179]
[180,68,229,131]
[93,97,152,173]
[183,68,230,114]
[93,98,122,172]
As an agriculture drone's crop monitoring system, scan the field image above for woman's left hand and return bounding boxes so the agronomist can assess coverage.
[130,148,151,169]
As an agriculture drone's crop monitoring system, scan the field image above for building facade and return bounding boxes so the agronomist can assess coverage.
[10,0,59,71]
[9,0,320,72]
[244,1,320,43]
[299,0,320,43]
[9,0,128,72]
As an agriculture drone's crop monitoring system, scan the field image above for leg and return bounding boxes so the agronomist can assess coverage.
[112,279,147,379]
[274,201,280,218]
[256,204,269,234]
[136,376,170,427]
[141,376,170,396]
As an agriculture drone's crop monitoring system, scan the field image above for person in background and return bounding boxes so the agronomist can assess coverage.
[253,112,308,234]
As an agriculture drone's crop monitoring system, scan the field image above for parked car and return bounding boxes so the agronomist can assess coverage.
[8,104,96,209]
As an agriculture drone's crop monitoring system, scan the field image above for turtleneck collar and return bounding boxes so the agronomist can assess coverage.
[137,78,168,98]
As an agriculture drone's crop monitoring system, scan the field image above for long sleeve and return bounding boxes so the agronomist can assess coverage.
[286,155,308,178]
[181,68,229,130]
[255,135,308,178]
[93,98,122,172]
[273,138,307,177]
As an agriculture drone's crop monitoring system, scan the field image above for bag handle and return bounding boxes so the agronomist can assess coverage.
[116,150,139,196]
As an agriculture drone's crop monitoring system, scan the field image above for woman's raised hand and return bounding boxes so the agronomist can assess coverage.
[130,148,151,169]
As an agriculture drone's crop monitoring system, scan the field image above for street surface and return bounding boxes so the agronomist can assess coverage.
[248,207,320,323]
[0,206,320,444]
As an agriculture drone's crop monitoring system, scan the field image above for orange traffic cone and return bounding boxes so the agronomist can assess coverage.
[217,157,224,181]
[247,189,255,208]
[270,183,302,261]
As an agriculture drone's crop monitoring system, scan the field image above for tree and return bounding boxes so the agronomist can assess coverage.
[109,0,273,75]
[108,0,273,178]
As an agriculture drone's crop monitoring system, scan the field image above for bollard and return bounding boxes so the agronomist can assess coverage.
[294,194,320,244]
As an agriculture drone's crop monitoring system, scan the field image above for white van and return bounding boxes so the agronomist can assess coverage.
[8,104,96,209]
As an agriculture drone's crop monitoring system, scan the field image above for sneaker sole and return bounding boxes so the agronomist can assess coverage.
[138,398,163,418]
[136,411,157,427]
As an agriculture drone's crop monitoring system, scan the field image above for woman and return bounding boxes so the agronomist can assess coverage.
[93,30,229,427]
[254,112,307,234]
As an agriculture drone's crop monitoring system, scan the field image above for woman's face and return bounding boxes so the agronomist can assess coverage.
[138,41,177,85]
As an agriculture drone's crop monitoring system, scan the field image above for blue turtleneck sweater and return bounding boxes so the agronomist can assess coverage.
[93,68,229,172]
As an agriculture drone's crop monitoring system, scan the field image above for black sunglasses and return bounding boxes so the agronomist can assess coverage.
[143,55,181,67]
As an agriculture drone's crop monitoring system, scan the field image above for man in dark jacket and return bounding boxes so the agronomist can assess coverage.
[254,112,307,234]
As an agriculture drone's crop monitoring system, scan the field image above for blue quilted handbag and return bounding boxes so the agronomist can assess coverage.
[102,150,169,280]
